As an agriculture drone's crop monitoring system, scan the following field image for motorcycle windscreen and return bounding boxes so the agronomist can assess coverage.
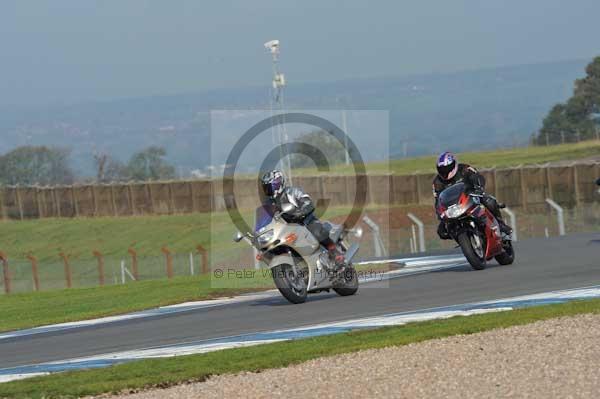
[438,182,466,208]
[255,203,276,232]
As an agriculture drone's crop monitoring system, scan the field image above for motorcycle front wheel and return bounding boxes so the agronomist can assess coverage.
[272,263,308,304]
[457,231,486,270]
[495,240,515,265]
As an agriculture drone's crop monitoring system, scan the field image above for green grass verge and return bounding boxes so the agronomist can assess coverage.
[0,274,273,333]
[2,298,599,398]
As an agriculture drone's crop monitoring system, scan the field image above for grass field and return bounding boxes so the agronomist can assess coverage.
[295,140,600,175]
[0,275,262,333]
[1,298,598,398]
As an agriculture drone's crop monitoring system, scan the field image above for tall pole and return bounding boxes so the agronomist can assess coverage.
[265,40,292,183]
[341,110,350,166]
[336,96,351,166]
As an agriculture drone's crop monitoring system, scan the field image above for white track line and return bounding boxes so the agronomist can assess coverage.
[2,284,598,383]
[0,254,465,341]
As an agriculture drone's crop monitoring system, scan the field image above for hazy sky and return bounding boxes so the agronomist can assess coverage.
[1,0,599,106]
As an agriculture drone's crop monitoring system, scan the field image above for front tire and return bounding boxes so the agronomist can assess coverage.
[495,240,515,265]
[458,231,486,270]
[272,263,308,304]
[333,267,359,297]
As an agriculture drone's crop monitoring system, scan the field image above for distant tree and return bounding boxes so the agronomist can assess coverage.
[536,56,600,144]
[289,130,354,169]
[94,152,129,183]
[0,146,74,185]
[127,146,175,181]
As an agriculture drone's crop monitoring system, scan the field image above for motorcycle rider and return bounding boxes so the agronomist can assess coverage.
[260,170,345,268]
[433,152,513,239]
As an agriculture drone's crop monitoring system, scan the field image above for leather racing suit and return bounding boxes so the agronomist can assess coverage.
[433,163,510,238]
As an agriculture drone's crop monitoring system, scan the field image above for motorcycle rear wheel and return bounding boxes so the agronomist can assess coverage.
[333,267,359,297]
[272,263,308,304]
[458,231,486,270]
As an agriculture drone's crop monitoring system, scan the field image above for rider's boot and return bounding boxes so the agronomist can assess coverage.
[497,219,513,235]
[327,243,345,270]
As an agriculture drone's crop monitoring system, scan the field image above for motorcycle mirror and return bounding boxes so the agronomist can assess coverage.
[596,178,600,186]
[281,203,294,213]
[233,231,244,242]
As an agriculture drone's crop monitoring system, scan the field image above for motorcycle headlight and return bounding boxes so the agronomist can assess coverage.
[445,204,466,218]
[257,229,275,246]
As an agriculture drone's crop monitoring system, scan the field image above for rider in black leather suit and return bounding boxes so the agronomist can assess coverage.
[433,152,512,239]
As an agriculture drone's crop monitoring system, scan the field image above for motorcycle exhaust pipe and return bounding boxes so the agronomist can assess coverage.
[345,243,359,263]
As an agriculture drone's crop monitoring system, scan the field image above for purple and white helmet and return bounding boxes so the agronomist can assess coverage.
[436,152,458,180]
[260,170,286,199]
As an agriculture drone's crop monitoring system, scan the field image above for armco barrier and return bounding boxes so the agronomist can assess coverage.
[0,162,597,220]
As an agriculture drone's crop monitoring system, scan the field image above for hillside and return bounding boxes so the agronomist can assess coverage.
[0,59,588,178]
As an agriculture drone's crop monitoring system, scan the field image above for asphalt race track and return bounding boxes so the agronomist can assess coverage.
[1,232,598,371]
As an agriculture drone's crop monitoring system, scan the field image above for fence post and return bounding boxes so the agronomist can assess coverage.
[407,212,426,252]
[147,184,156,215]
[127,247,139,280]
[572,164,581,206]
[92,250,105,286]
[26,254,40,291]
[0,188,6,220]
[71,186,80,217]
[127,184,136,216]
[35,188,43,218]
[110,185,118,217]
[120,260,126,284]
[91,185,99,216]
[0,251,10,294]
[545,198,565,236]
[414,174,421,204]
[53,188,61,218]
[545,166,553,200]
[501,207,518,241]
[196,245,208,275]
[491,168,498,196]
[59,252,72,288]
[519,166,528,210]
[15,187,24,220]
[161,246,173,278]
[168,183,175,214]
[189,181,198,213]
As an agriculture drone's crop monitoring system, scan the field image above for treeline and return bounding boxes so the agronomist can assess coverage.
[534,56,600,145]
[0,146,175,186]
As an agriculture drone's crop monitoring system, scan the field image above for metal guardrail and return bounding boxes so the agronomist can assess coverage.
[363,215,388,257]
[407,213,426,252]
[545,198,565,236]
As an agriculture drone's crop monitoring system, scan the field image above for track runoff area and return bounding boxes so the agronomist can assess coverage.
[0,233,599,383]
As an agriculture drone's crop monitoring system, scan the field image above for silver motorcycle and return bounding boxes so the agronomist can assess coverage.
[234,202,362,304]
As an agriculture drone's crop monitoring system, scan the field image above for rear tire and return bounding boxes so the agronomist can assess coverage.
[272,263,308,304]
[333,267,359,297]
[458,232,486,270]
[495,241,515,265]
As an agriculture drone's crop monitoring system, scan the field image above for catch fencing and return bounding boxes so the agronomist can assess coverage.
[0,162,598,220]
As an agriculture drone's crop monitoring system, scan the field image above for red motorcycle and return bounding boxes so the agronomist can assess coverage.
[437,182,515,270]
